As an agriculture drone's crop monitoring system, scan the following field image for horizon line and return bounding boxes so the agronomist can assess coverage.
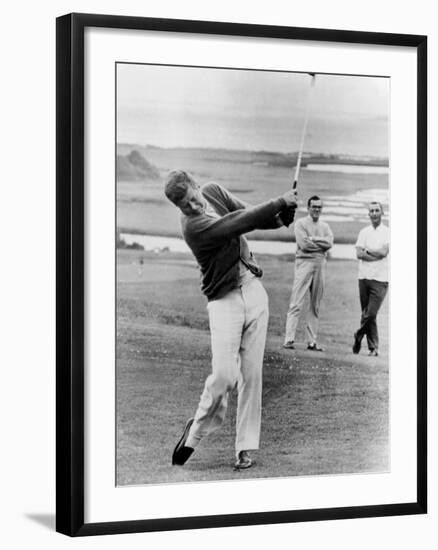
[116,142,389,161]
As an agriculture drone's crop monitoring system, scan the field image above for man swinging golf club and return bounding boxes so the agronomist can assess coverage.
[164,170,297,470]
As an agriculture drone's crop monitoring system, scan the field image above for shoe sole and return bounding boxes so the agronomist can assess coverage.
[234,460,253,471]
[172,418,194,465]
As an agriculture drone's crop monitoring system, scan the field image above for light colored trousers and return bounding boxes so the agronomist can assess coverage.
[186,274,269,453]
[284,257,326,344]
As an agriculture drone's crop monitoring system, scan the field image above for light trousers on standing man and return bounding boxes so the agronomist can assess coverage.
[186,273,269,453]
[284,257,326,344]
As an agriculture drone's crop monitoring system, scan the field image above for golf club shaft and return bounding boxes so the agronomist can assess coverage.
[293,73,316,190]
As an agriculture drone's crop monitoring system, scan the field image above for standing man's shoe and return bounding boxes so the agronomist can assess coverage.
[307,343,323,351]
[234,450,253,470]
[172,418,195,465]
[282,341,295,350]
[368,349,379,356]
[352,331,361,354]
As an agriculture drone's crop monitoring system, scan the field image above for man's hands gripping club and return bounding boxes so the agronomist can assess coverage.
[279,189,298,227]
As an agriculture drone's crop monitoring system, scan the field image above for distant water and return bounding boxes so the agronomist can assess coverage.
[305,164,388,174]
[119,166,388,260]
[121,233,357,260]
[298,185,389,223]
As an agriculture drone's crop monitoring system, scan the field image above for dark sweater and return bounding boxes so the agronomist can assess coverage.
[181,182,286,301]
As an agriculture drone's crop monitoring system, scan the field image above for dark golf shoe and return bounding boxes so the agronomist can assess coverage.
[234,451,253,470]
[352,332,362,354]
[282,341,295,350]
[307,343,323,351]
[172,418,195,466]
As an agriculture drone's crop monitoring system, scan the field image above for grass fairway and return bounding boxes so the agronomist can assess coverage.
[116,249,389,486]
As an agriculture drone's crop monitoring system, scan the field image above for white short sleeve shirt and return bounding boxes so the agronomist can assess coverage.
[355,224,389,282]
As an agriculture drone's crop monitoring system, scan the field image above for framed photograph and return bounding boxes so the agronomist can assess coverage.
[56,13,427,536]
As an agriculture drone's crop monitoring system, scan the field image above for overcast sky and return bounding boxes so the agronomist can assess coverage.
[117,63,389,157]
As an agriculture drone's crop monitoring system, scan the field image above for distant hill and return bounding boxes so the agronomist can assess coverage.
[117,149,161,181]
[117,144,388,169]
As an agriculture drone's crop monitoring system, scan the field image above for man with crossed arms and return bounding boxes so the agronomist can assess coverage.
[283,195,333,351]
[164,170,297,470]
[353,201,389,356]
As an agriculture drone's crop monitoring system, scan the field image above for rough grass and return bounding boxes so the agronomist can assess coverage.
[116,250,388,485]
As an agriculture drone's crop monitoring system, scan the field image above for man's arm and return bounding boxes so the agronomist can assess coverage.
[201,182,248,214]
[310,237,332,251]
[356,246,381,261]
[217,184,248,212]
[366,243,389,259]
[311,223,334,251]
[202,182,290,230]
[185,191,296,247]
[295,223,321,252]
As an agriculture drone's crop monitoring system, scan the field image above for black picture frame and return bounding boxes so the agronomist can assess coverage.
[56,12,427,537]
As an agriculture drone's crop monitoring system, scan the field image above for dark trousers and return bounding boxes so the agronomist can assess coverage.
[356,279,388,351]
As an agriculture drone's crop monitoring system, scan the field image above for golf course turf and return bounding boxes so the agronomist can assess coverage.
[116,249,389,486]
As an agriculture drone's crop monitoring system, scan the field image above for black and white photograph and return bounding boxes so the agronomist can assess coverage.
[1,0,434,546]
[53,10,426,537]
[116,63,391,485]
